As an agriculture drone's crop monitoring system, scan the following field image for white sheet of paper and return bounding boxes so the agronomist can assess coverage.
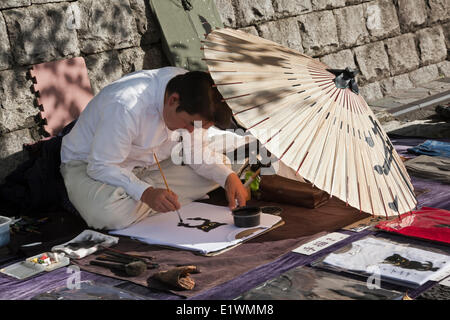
[110,202,282,255]
[322,237,450,287]
[431,266,450,282]
[292,232,350,255]
[440,276,450,287]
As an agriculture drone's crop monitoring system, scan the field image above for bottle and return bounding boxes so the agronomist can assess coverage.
[244,164,261,201]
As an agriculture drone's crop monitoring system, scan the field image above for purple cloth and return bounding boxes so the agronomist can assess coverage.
[413,176,450,210]
[389,135,450,209]
[190,230,373,300]
[2,230,440,300]
[391,137,430,158]
[193,229,449,300]
[190,164,450,300]
[0,264,124,300]
[390,135,450,210]
[2,170,449,300]
[1,136,448,300]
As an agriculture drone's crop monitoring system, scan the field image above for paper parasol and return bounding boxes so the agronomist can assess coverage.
[202,28,417,217]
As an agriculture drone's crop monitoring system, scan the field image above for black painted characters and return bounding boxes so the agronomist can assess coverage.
[382,254,440,272]
[177,217,227,232]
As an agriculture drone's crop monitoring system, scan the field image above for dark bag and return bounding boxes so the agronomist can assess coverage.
[0,121,78,216]
[259,174,330,209]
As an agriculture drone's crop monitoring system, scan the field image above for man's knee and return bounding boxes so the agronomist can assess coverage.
[86,210,135,231]
[60,161,148,231]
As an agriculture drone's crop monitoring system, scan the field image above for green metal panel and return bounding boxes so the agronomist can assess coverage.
[149,0,224,71]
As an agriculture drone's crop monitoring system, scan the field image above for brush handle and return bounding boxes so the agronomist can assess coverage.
[153,153,170,191]
[101,249,139,262]
[99,245,154,261]
[97,255,133,265]
[97,254,158,269]
[154,153,184,222]
[243,168,261,188]
[90,260,124,271]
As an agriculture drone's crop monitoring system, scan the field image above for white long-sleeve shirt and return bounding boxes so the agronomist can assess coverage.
[61,67,234,201]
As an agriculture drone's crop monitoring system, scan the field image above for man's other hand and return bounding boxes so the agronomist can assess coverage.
[141,187,181,212]
[225,173,248,210]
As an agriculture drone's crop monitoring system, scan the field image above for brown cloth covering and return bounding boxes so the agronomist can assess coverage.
[72,197,369,298]
[259,175,330,209]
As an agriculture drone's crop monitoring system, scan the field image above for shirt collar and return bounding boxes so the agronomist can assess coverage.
[156,67,189,115]
[156,83,166,118]
[156,77,173,136]
[155,67,189,134]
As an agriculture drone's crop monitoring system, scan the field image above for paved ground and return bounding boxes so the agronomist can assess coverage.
[370,77,450,137]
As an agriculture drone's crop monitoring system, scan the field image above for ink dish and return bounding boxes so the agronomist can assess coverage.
[231,206,261,228]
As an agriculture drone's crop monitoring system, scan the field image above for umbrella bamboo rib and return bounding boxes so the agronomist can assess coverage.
[329,89,348,199]
[354,96,391,216]
[278,85,339,169]
[347,91,365,212]
[307,88,342,188]
[273,91,331,155]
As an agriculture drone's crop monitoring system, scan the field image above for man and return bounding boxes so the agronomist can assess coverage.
[60,67,247,230]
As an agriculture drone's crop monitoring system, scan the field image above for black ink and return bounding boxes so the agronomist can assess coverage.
[178,217,227,232]
[365,135,374,148]
[374,165,383,175]
[369,115,394,175]
[388,196,399,212]
[383,254,439,272]
[368,115,413,210]
[66,235,104,250]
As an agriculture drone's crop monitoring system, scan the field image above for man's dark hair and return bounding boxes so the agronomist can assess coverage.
[165,71,232,129]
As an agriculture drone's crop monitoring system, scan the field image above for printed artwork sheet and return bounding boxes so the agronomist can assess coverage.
[322,237,450,287]
[110,202,282,255]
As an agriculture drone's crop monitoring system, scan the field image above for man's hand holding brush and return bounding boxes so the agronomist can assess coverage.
[141,187,181,213]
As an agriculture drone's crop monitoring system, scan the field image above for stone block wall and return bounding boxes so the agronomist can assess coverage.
[0,0,168,180]
[0,0,449,181]
[216,0,449,101]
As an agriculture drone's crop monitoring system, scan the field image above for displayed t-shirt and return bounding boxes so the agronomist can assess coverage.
[376,207,450,244]
[321,237,450,287]
[110,202,282,255]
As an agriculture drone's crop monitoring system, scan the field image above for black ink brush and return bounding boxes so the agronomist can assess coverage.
[90,260,147,277]
[153,153,184,223]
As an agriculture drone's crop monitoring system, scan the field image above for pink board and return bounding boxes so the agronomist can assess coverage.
[29,57,94,136]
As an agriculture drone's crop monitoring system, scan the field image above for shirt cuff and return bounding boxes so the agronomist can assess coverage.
[213,164,235,188]
[126,180,152,202]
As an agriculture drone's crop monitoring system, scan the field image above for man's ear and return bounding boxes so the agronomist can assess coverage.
[203,121,214,129]
[168,92,180,106]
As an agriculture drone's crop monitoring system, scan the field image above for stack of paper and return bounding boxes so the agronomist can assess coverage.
[110,202,282,255]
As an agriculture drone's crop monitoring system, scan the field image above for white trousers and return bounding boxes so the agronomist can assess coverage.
[60,160,222,230]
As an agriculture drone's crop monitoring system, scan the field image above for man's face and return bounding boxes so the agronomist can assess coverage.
[163,92,213,133]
